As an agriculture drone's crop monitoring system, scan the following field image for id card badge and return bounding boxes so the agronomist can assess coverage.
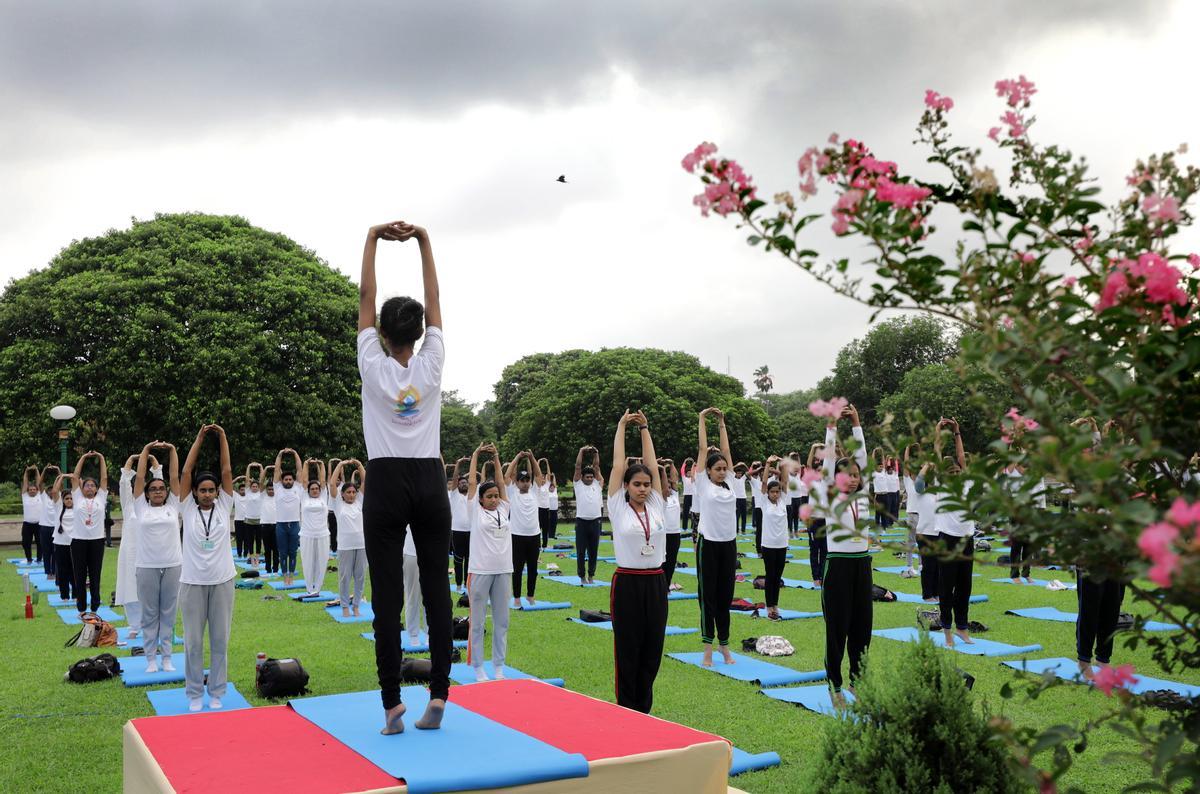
[640,544,655,556]
[493,527,506,540]
[201,540,216,551]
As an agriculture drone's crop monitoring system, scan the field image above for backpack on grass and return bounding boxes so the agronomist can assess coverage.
[256,657,310,698]
[578,609,612,623]
[65,653,122,683]
[65,612,118,648]
[871,584,897,602]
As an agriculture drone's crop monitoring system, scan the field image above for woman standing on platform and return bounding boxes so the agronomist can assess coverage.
[758,457,790,621]
[358,219,452,734]
[178,424,236,712]
[691,407,738,667]
[299,460,331,597]
[133,441,182,674]
[607,410,668,713]
[466,442,512,682]
[331,460,368,617]
[69,451,109,615]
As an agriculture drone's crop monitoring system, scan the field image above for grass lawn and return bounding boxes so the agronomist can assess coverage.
[1,525,1194,793]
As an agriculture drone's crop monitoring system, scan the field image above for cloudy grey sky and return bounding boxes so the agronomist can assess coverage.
[2,1,1195,405]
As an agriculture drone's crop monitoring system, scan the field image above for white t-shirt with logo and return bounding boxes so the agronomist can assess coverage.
[332,493,365,551]
[608,490,666,568]
[274,483,302,523]
[358,326,444,460]
[71,488,108,541]
[134,495,184,569]
[467,500,513,575]
[573,479,603,520]
[180,491,236,585]
[508,485,541,536]
[300,495,329,538]
[694,471,736,542]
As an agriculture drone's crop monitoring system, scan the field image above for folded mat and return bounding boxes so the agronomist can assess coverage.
[58,606,123,625]
[448,661,565,687]
[266,580,305,590]
[145,682,250,715]
[731,608,822,621]
[989,577,1076,590]
[359,631,468,652]
[759,684,856,716]
[516,598,571,611]
[1001,657,1200,697]
[537,573,609,587]
[288,686,589,793]
[288,589,337,602]
[325,602,375,623]
[666,651,826,688]
[730,747,782,776]
[568,618,699,635]
[1006,606,1179,631]
[124,665,201,688]
[872,626,1041,656]
[889,591,988,604]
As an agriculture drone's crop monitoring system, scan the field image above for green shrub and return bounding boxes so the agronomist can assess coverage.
[812,637,1028,794]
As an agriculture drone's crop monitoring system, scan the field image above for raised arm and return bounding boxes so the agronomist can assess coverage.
[353,460,366,493]
[120,454,137,513]
[52,473,68,500]
[329,461,345,497]
[714,409,733,470]
[273,450,285,483]
[847,405,866,472]
[492,451,508,501]
[528,451,545,487]
[316,460,327,487]
[504,454,521,486]
[95,452,108,491]
[22,466,34,492]
[213,425,233,495]
[573,446,586,482]
[134,443,155,499]
[180,427,207,497]
[467,444,485,501]
[610,411,634,497]
[413,226,441,331]
[291,450,303,481]
[360,221,404,332]
[449,457,467,491]
[696,410,711,472]
[638,413,662,494]
[71,452,90,490]
[40,465,60,493]
[947,417,966,470]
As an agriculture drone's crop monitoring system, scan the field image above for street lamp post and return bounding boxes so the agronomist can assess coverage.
[49,405,76,472]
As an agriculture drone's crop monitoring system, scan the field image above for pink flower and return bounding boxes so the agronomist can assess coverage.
[1092,664,1138,696]
[924,89,954,112]
[686,144,757,218]
[1063,276,1078,288]
[798,504,813,522]
[988,127,1001,141]
[828,133,840,145]
[1138,521,1180,560]
[1148,555,1181,587]
[1167,498,1200,529]
[1000,433,1013,445]
[830,190,864,235]
[1188,254,1200,270]
[857,156,898,177]
[809,397,849,420]
[1020,252,1036,263]
[1126,169,1152,187]
[874,177,932,209]
[681,141,718,173]
[1000,315,1014,330]
[995,75,1037,107]
[834,472,852,492]
[801,468,824,486]
[1143,194,1181,223]
[1001,110,1025,138]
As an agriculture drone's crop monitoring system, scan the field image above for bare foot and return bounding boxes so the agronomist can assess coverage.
[513,598,522,609]
[1010,577,1020,584]
[1077,660,1095,681]
[1023,577,1034,585]
[415,698,445,730]
[342,607,351,617]
[353,607,362,617]
[943,629,955,648]
[831,690,846,710]
[528,597,536,606]
[955,629,974,645]
[701,645,715,667]
[380,703,406,735]
[813,579,822,588]
[720,646,735,665]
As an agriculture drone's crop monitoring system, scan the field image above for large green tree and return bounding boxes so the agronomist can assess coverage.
[498,348,776,476]
[0,213,364,479]
[440,390,490,465]
[876,359,1012,454]
[755,387,828,458]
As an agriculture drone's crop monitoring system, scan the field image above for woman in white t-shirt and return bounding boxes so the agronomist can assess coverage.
[505,450,544,607]
[68,450,109,614]
[331,460,368,616]
[242,464,265,563]
[299,460,331,596]
[536,458,556,549]
[607,410,668,713]
[932,417,976,647]
[116,453,156,639]
[690,407,738,667]
[758,457,791,621]
[358,219,452,734]
[37,465,62,579]
[49,475,74,601]
[904,444,940,599]
[680,458,696,532]
[133,441,182,673]
[466,442,512,682]
[659,459,682,586]
[447,457,472,594]
[20,465,44,565]
[178,424,236,712]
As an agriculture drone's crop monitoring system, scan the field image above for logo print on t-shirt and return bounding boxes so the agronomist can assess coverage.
[393,386,421,418]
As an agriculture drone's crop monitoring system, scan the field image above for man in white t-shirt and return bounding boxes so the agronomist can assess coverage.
[572,445,605,583]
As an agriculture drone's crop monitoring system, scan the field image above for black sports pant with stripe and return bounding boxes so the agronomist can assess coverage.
[696,536,736,646]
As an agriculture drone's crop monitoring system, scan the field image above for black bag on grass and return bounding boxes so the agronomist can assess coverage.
[871,584,897,602]
[579,609,612,623]
[240,569,260,578]
[1116,612,1135,632]
[66,653,122,683]
[997,554,1011,564]
[452,616,470,639]
[457,592,470,608]
[257,657,309,698]
[401,657,432,682]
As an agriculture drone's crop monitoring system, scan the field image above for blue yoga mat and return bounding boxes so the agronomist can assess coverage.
[6,557,30,564]
[288,687,587,793]
[568,618,699,635]
[667,592,698,601]
[48,594,75,607]
[730,747,782,776]
[326,603,375,623]
[672,567,698,576]
[28,579,58,593]
[1007,607,1179,631]
[890,591,988,604]
[873,626,1041,656]
[667,652,826,688]
[1002,657,1200,697]
[989,577,1076,590]
[58,607,123,625]
[742,552,793,560]
[874,566,914,575]
[567,554,617,562]
[731,608,822,621]
[267,580,305,590]
[516,599,571,611]
[760,684,856,716]
[537,573,608,587]
[146,682,251,716]
[360,632,468,652]
[123,665,202,687]
[780,577,821,590]
[115,627,183,648]
[289,590,337,602]
[448,662,565,687]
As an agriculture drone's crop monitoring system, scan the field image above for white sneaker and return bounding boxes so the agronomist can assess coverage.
[209,697,223,710]
[144,659,159,674]
[474,667,490,682]
[161,657,175,672]
[188,698,203,712]
[493,667,506,680]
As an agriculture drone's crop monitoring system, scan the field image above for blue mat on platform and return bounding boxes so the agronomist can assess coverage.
[667,652,825,688]
[568,618,699,635]
[730,747,782,776]
[360,631,468,652]
[58,607,123,625]
[891,591,987,604]
[124,665,200,687]
[448,662,565,687]
[538,573,608,587]
[1002,657,1200,697]
[873,626,1041,656]
[326,603,375,623]
[989,577,1076,590]
[516,599,571,611]
[1007,607,1179,631]
[759,684,856,715]
[289,589,336,602]
[288,687,587,793]
[267,580,305,590]
[667,592,698,601]
[145,682,251,716]
[731,608,822,621]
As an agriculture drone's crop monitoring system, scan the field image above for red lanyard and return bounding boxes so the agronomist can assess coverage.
[633,505,651,543]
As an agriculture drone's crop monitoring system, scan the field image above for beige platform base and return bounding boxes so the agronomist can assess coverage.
[125,720,739,794]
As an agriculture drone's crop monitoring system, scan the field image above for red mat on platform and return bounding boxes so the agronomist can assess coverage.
[450,679,728,760]
[131,705,398,793]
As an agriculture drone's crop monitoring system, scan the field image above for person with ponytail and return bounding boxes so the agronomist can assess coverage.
[133,441,182,674]
[358,219,452,734]
[691,407,738,667]
[607,410,668,712]
[465,442,512,682]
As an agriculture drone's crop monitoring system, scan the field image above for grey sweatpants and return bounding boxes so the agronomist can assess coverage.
[179,577,235,700]
[468,573,510,670]
[338,547,368,606]
[135,566,180,657]
[403,554,426,638]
